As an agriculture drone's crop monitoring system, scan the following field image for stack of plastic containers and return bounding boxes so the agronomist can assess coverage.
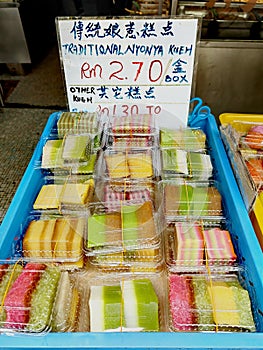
[0,100,263,348]
[220,114,263,250]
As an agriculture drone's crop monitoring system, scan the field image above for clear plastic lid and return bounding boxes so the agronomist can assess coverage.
[94,179,157,212]
[89,242,164,273]
[32,175,95,212]
[84,201,162,255]
[95,148,160,181]
[158,180,224,221]
[15,213,87,263]
[164,220,237,269]
[161,148,213,181]
[168,270,256,332]
[101,114,159,149]
[55,111,101,138]
[82,271,167,332]
[160,127,207,152]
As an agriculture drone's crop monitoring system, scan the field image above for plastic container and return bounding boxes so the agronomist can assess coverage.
[82,270,167,332]
[31,175,95,213]
[95,147,160,181]
[157,179,224,222]
[13,212,86,264]
[84,200,162,256]
[102,114,159,149]
[164,219,237,270]
[160,148,214,181]
[0,103,263,347]
[168,268,257,333]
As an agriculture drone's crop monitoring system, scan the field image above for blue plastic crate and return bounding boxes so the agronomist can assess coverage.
[0,100,263,349]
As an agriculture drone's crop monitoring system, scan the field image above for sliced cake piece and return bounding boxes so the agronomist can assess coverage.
[89,285,123,332]
[105,153,130,179]
[60,179,94,206]
[128,153,153,178]
[174,222,204,266]
[121,279,159,331]
[203,228,237,264]
[23,220,47,258]
[62,134,91,163]
[41,139,63,169]
[33,184,63,210]
[162,149,188,176]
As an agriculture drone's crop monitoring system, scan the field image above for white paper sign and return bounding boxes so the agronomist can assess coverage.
[57,17,199,125]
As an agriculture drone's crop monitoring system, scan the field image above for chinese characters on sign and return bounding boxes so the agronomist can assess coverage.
[57,18,198,125]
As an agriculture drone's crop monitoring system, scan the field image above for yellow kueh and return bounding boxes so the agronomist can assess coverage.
[208,283,240,326]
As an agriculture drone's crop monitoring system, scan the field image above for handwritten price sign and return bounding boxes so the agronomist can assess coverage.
[57,17,199,125]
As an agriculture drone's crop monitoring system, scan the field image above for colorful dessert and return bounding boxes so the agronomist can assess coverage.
[169,274,195,331]
[52,271,80,332]
[62,134,91,163]
[121,279,159,331]
[87,201,156,251]
[89,285,123,331]
[245,157,263,188]
[188,152,213,180]
[160,128,206,151]
[164,183,222,218]
[33,179,94,210]
[33,184,64,210]
[4,263,46,329]
[57,112,98,137]
[105,153,130,179]
[104,152,153,179]
[27,266,60,332]
[0,264,23,324]
[174,222,204,266]
[112,115,153,135]
[243,125,263,150]
[41,139,63,169]
[23,217,85,260]
[162,149,189,177]
[191,276,214,331]
[203,228,237,264]
[168,274,256,332]
[60,180,94,206]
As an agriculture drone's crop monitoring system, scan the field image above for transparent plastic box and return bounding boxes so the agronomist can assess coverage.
[101,114,159,149]
[32,175,95,213]
[157,179,224,222]
[80,270,167,332]
[84,200,162,256]
[95,147,160,181]
[164,220,237,270]
[161,148,214,181]
[168,268,257,333]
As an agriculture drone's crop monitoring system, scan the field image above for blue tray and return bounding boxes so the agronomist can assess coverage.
[0,100,263,349]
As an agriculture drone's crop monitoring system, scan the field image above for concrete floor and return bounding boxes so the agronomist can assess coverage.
[0,44,67,223]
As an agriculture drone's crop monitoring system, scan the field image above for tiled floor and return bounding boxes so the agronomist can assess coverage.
[0,44,67,224]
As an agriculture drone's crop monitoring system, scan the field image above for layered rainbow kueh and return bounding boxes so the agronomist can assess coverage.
[174,222,204,266]
[89,278,159,332]
[112,115,153,135]
[203,228,237,264]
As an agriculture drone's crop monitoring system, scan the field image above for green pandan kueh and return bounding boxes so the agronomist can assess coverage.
[28,267,60,332]
[63,134,91,162]
[103,285,124,330]
[122,205,139,246]
[87,214,106,248]
[191,276,214,331]
[122,279,159,331]
[189,187,209,216]
[178,185,193,216]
